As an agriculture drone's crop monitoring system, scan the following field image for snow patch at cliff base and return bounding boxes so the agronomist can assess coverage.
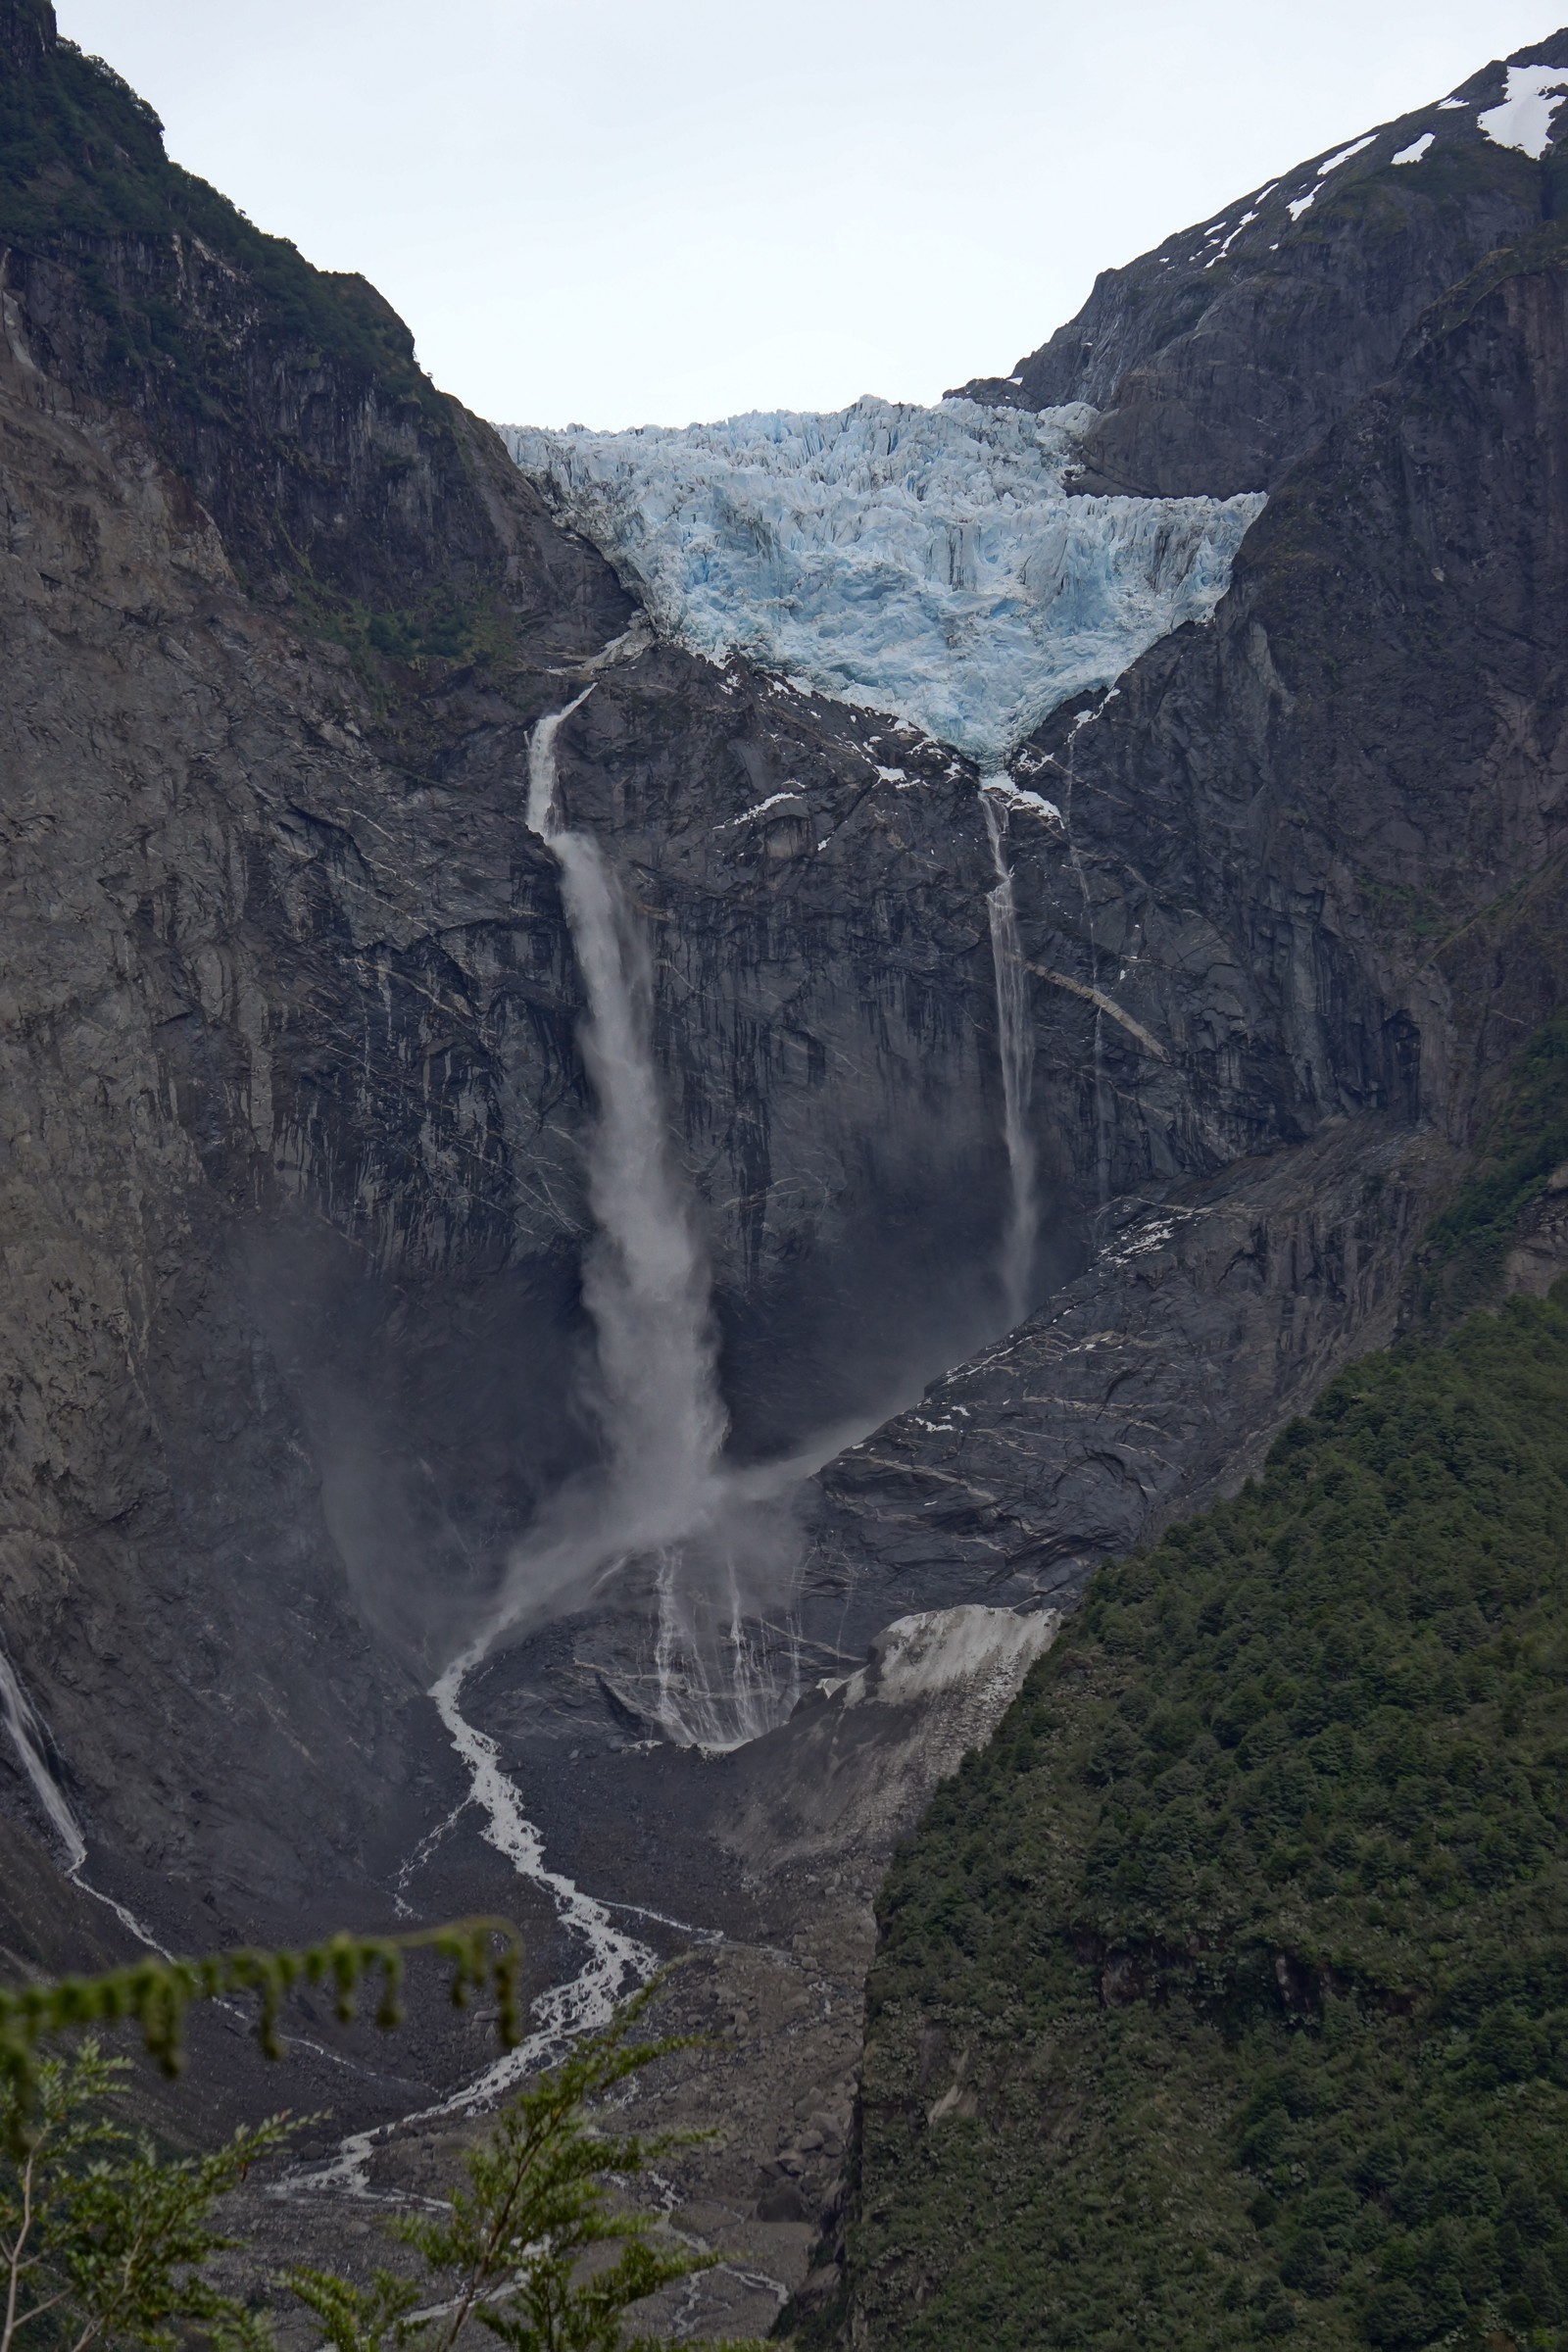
[813,1603,1057,1713]
[500,398,1263,768]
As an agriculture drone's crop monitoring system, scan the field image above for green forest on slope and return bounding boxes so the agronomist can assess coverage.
[824,1288,1568,2351]
[810,1021,1568,2352]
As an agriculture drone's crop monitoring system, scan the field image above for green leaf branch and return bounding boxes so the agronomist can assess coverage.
[1,2039,288,2352]
[289,1984,741,2352]
[1,1937,765,2352]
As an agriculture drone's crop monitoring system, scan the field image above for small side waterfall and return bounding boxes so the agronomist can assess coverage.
[0,1635,164,1948]
[980,783,1039,1326]
[0,1640,86,1870]
[1058,716,1111,1216]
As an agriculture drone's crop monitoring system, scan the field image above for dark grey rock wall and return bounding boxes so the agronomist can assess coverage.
[0,79,1037,1938]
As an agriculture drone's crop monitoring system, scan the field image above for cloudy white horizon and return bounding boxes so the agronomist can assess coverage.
[54,0,1562,431]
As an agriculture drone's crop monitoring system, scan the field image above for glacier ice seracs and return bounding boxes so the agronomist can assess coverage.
[501,398,1265,769]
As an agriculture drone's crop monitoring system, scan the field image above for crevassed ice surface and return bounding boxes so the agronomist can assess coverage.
[500,398,1265,768]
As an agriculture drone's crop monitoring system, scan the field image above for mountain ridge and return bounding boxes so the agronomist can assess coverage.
[954,26,1568,498]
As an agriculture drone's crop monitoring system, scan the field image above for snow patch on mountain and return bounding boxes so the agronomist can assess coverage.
[500,398,1264,767]
[983,778,1062,822]
[1316,133,1377,174]
[1479,62,1568,159]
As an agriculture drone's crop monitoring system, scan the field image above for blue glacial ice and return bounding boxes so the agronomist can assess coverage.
[500,397,1265,769]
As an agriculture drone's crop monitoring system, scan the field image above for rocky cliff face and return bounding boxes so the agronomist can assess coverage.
[0,0,1039,1952]
[3,4,1568,2330]
[802,181,1568,1661]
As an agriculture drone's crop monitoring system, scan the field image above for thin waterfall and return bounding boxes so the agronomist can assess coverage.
[653,1549,780,1751]
[0,1640,86,1870]
[1059,718,1112,1216]
[0,1635,164,1947]
[980,783,1039,1326]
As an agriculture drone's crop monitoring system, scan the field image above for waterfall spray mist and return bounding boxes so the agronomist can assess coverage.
[981,783,1039,1326]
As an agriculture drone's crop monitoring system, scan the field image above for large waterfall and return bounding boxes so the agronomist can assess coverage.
[409,695,789,2118]
[525,691,728,1557]
[439,696,797,1754]
[519,695,791,1745]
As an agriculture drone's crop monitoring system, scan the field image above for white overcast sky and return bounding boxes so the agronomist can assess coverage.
[54,0,1561,430]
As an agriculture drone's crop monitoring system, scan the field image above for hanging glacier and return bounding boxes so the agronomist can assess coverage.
[500,397,1266,768]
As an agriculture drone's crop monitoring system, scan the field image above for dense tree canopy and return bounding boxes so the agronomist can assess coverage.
[824,1284,1568,2350]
